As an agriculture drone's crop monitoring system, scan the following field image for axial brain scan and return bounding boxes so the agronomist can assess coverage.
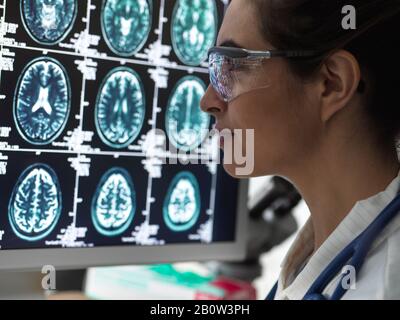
[95,67,146,149]
[21,0,77,45]
[163,171,201,232]
[165,76,210,152]
[14,57,71,145]
[91,167,136,237]
[171,0,218,66]
[8,163,62,241]
[101,0,152,56]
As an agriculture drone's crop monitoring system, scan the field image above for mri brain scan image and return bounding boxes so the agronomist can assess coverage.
[0,0,228,252]
[14,57,71,145]
[21,0,77,45]
[171,0,218,66]
[163,171,200,232]
[91,168,136,237]
[95,67,146,149]
[101,0,152,56]
[8,164,62,241]
[165,76,210,152]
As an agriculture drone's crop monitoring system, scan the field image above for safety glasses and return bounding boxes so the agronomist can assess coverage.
[208,46,317,102]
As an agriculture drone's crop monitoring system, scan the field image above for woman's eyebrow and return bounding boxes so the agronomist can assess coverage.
[218,39,243,48]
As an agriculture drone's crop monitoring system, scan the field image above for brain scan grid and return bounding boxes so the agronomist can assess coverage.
[0,0,230,250]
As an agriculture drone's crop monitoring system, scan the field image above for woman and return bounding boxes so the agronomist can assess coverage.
[200,0,400,300]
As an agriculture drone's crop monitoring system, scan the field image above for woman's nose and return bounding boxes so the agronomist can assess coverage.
[200,85,227,116]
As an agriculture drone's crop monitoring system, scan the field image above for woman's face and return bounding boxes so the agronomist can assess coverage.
[200,0,321,178]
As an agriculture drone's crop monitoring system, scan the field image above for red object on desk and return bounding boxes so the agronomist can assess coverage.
[195,277,257,300]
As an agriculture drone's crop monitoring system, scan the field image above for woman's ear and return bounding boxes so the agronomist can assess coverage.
[318,50,361,123]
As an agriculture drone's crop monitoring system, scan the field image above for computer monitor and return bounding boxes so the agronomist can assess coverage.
[0,0,247,270]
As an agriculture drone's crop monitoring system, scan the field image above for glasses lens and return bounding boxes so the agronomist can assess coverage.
[209,53,233,101]
[208,52,271,102]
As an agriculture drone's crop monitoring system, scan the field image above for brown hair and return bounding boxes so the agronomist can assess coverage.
[255,0,400,141]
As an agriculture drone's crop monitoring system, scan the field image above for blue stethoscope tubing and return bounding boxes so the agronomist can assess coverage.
[266,191,400,300]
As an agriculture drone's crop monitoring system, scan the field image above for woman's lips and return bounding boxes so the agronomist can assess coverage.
[213,123,232,148]
[219,135,225,148]
[214,122,228,132]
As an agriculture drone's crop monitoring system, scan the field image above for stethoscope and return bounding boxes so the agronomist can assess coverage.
[266,191,400,300]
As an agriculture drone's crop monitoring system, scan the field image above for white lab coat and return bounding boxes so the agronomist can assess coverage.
[274,173,400,300]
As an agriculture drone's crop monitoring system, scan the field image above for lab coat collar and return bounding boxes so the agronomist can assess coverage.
[276,172,400,300]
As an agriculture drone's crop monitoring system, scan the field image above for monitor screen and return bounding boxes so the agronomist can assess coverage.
[0,0,247,270]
